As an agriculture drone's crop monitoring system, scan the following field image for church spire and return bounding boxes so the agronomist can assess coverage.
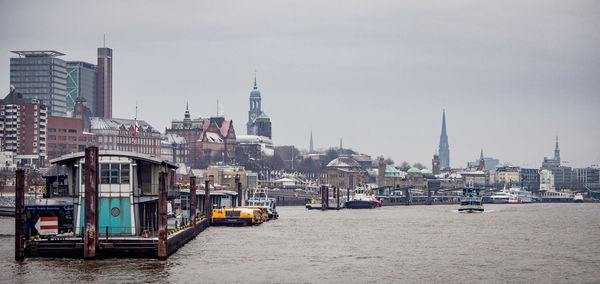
[184,101,191,121]
[554,136,560,162]
[441,109,447,138]
[438,109,450,169]
[309,129,314,153]
[253,73,257,90]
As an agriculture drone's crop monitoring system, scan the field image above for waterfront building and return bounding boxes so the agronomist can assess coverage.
[438,109,450,169]
[160,133,188,164]
[246,76,272,139]
[166,105,236,168]
[495,166,521,187]
[204,165,258,192]
[10,50,68,116]
[96,47,112,118]
[520,168,540,191]
[377,156,404,188]
[46,115,97,160]
[540,169,555,191]
[483,157,499,171]
[326,157,363,190]
[549,166,575,190]
[90,117,161,157]
[236,135,274,159]
[462,171,487,187]
[0,88,48,165]
[575,167,600,190]
[66,61,97,116]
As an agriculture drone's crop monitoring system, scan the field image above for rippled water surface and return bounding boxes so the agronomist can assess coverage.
[1,203,599,283]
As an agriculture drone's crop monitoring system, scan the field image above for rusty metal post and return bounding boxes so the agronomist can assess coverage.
[427,189,432,205]
[235,175,242,207]
[204,178,211,223]
[190,176,197,236]
[15,169,25,260]
[347,187,350,204]
[336,187,340,210]
[158,172,168,260]
[84,147,99,259]
[405,188,410,206]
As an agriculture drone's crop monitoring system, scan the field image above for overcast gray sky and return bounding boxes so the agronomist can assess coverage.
[1,0,599,168]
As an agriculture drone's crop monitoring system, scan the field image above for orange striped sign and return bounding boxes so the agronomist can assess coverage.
[35,217,58,235]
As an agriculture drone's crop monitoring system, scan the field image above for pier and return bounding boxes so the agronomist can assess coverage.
[15,148,227,259]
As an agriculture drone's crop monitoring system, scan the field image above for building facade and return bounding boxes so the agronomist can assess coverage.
[10,50,68,116]
[520,168,540,191]
[90,117,161,157]
[438,109,450,169]
[66,61,97,116]
[46,115,97,160]
[246,76,272,139]
[542,137,561,168]
[326,157,363,190]
[96,47,112,118]
[0,89,48,164]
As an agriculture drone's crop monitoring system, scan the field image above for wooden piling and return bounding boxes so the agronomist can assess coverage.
[14,169,24,260]
[157,172,167,260]
[235,175,242,207]
[321,185,327,211]
[204,178,211,223]
[336,187,340,210]
[190,176,197,236]
[84,147,99,259]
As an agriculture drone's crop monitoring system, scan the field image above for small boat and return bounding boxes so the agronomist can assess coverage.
[245,188,279,219]
[574,193,584,203]
[344,187,379,209]
[490,190,510,204]
[459,187,484,213]
[211,208,263,226]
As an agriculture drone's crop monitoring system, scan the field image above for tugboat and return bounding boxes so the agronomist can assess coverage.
[459,187,484,213]
[245,188,279,219]
[344,187,379,209]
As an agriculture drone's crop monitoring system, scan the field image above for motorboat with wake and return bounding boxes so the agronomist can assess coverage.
[459,187,484,213]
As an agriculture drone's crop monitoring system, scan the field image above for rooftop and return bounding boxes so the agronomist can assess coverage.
[11,50,65,57]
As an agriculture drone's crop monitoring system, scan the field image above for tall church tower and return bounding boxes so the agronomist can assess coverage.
[309,129,314,153]
[246,75,272,138]
[438,109,450,169]
[554,136,560,164]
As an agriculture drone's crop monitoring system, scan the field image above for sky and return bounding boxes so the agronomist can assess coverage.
[1,0,599,168]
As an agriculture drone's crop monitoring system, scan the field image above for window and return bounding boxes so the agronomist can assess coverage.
[68,129,76,133]
[78,137,86,141]
[100,163,130,184]
[48,135,56,140]
[58,129,66,133]
[68,136,76,141]
[59,136,66,141]
[48,128,56,132]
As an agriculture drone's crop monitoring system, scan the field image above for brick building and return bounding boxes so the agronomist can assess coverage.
[90,117,161,157]
[46,115,96,160]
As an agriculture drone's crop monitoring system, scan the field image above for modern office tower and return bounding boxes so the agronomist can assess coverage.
[66,61,97,116]
[96,47,112,118]
[10,50,68,116]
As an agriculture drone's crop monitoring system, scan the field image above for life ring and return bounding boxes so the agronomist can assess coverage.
[141,230,151,238]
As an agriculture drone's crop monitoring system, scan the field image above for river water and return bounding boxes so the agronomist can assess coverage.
[0,203,599,283]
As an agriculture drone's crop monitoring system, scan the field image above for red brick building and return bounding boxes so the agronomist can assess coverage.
[46,115,96,160]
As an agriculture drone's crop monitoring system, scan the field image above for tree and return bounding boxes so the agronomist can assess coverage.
[399,161,410,171]
[385,158,395,165]
[413,162,426,170]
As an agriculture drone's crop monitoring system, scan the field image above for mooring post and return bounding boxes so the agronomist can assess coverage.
[204,178,211,224]
[320,185,326,210]
[235,175,242,207]
[15,169,25,260]
[190,176,197,236]
[158,172,168,260]
[336,187,340,210]
[84,147,99,259]
[405,188,410,206]
[427,189,432,205]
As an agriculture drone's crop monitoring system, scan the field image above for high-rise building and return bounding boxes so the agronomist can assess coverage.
[10,50,68,116]
[96,47,112,118]
[246,76,271,139]
[432,150,440,175]
[0,88,48,164]
[438,109,450,169]
[66,61,97,116]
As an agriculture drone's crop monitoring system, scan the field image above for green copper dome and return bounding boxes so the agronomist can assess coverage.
[407,167,421,173]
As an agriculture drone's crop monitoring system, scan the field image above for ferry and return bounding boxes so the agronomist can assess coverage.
[344,187,380,209]
[574,193,584,203]
[305,196,323,210]
[245,188,279,219]
[489,190,510,204]
[211,208,263,226]
[459,187,484,213]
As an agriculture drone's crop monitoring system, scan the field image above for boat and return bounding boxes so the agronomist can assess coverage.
[489,190,510,204]
[344,187,379,209]
[305,196,323,210]
[245,188,279,219]
[509,187,533,203]
[458,187,484,212]
[211,208,263,226]
[574,193,584,203]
